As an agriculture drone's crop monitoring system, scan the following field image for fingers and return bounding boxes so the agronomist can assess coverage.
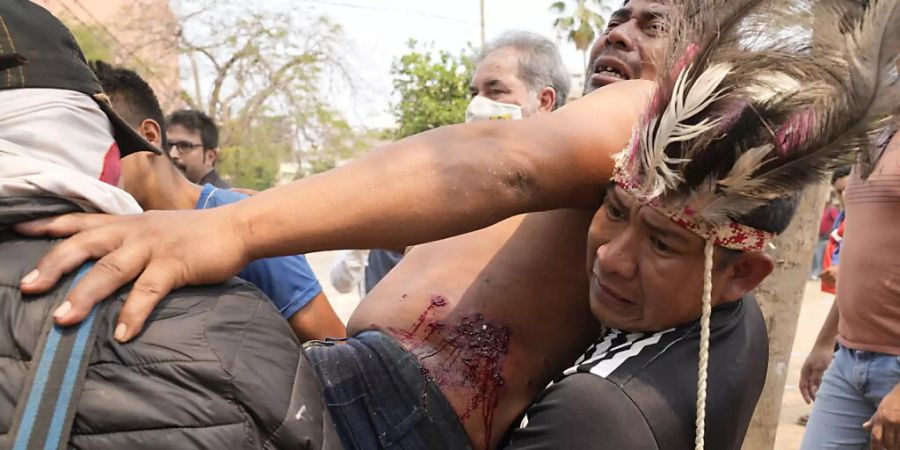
[883,423,897,450]
[115,262,179,342]
[14,213,126,238]
[800,361,824,404]
[20,229,124,295]
[870,415,882,450]
[810,371,824,402]
[52,244,149,327]
[800,374,813,404]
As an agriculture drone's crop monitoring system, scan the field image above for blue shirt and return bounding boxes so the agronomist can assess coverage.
[196,184,323,319]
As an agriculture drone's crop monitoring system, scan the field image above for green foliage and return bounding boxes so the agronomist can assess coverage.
[218,144,279,190]
[69,24,114,62]
[391,40,473,139]
[217,115,291,189]
[550,0,611,67]
[297,105,381,177]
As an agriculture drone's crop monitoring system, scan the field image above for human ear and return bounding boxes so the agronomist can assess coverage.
[204,148,218,166]
[538,87,557,113]
[718,252,774,302]
[139,119,163,149]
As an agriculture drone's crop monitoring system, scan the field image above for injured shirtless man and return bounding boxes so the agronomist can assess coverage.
[16,0,874,448]
[18,2,661,444]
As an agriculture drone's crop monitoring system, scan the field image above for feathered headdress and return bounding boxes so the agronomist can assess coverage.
[610,0,900,448]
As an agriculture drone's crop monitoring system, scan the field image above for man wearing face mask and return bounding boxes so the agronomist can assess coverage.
[466,31,569,122]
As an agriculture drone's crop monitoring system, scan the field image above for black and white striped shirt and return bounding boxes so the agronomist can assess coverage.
[505,297,767,450]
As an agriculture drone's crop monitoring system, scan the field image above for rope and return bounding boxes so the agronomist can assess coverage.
[694,239,714,450]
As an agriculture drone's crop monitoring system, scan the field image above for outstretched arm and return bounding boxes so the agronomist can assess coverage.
[17,80,653,341]
[233,79,651,257]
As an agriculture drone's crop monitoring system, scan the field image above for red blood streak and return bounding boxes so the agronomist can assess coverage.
[389,296,510,450]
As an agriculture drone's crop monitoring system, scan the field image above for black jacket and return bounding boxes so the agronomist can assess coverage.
[0,197,322,449]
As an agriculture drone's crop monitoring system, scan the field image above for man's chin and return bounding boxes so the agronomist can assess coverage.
[589,289,643,331]
[585,74,627,93]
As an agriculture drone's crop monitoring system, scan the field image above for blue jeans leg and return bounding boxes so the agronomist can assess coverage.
[801,346,900,450]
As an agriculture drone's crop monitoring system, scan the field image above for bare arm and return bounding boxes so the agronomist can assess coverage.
[18,80,653,341]
[800,301,840,403]
[232,79,652,259]
[287,292,347,342]
[813,300,840,349]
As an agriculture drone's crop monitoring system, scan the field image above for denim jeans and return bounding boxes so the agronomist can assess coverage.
[810,237,828,278]
[801,344,900,449]
[303,331,472,450]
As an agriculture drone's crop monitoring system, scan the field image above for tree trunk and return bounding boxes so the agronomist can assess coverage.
[741,182,829,449]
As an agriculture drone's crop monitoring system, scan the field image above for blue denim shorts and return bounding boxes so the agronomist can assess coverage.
[303,330,472,450]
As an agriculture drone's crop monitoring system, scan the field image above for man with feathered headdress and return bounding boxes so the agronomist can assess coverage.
[509,0,899,445]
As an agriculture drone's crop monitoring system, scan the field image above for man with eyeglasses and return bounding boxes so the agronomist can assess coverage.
[166,109,230,188]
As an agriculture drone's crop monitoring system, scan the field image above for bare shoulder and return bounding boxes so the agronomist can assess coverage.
[558,79,655,117]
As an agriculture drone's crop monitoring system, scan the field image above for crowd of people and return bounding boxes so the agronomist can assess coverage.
[1,0,899,449]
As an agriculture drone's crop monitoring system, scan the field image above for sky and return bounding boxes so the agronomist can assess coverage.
[234,0,607,129]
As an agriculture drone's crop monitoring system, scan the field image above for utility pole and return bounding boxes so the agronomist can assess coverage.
[480,0,486,48]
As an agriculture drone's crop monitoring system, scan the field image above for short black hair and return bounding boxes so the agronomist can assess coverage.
[832,166,852,184]
[734,194,799,236]
[90,60,166,147]
[715,195,798,265]
[167,109,219,150]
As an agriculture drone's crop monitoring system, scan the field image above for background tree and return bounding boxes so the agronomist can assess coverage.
[550,0,612,70]
[391,40,473,139]
[110,0,374,189]
[69,24,114,62]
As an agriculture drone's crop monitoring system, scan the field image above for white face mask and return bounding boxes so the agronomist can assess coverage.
[465,95,523,123]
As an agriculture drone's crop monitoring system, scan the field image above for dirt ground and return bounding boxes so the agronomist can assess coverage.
[772,280,836,449]
[305,251,832,449]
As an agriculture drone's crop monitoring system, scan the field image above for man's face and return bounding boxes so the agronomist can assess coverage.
[586,186,755,332]
[469,47,544,117]
[584,0,669,94]
[166,124,213,183]
[833,175,849,209]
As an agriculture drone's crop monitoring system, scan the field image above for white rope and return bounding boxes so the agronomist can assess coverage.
[695,239,714,450]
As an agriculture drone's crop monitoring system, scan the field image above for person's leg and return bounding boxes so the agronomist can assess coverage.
[811,238,827,279]
[304,332,471,450]
[801,346,876,450]
[862,352,900,430]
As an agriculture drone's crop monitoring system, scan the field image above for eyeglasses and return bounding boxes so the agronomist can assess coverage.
[168,141,204,154]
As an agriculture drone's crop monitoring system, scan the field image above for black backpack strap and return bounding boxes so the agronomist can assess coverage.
[8,262,109,450]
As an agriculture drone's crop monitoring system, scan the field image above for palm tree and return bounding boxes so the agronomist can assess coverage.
[550,0,611,70]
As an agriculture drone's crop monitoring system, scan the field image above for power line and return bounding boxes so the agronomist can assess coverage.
[293,0,478,25]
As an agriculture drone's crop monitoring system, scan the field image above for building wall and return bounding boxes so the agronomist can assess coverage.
[34,0,182,111]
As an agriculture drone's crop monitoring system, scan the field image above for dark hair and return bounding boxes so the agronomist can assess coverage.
[734,194,799,236]
[89,60,166,148]
[832,166,852,184]
[166,109,219,150]
[716,194,798,265]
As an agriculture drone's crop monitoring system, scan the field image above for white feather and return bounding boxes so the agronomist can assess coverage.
[640,63,734,198]
[717,144,774,188]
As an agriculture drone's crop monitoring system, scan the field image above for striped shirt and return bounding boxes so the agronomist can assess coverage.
[505,298,767,450]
